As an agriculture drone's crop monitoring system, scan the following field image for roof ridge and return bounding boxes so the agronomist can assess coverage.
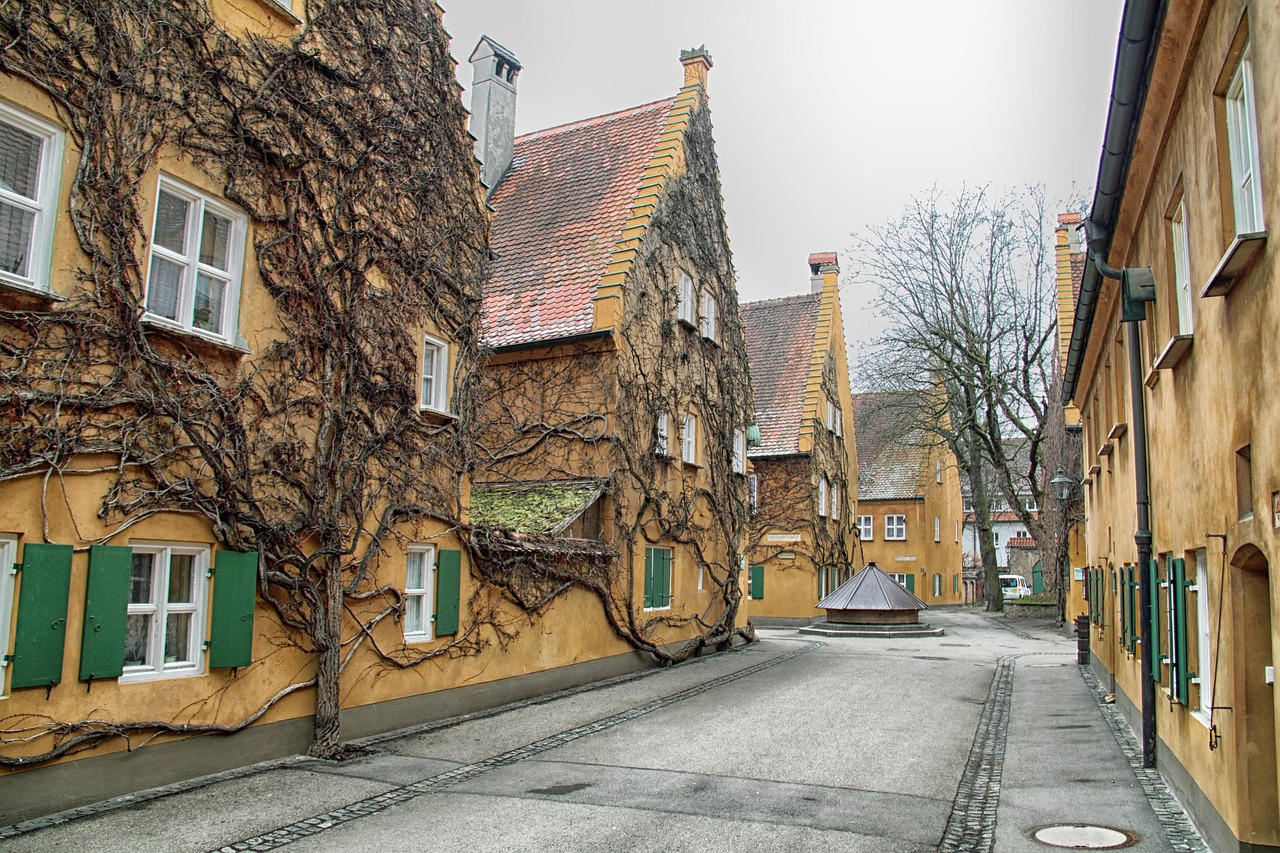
[515,97,677,143]
[740,291,822,310]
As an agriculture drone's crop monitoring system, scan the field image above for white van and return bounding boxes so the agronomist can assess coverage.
[999,574,1032,599]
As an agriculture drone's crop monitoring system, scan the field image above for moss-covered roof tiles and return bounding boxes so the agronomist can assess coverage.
[470,480,604,535]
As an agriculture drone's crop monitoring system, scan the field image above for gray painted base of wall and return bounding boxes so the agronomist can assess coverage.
[1089,652,1279,853]
[1,645,667,825]
[749,616,817,628]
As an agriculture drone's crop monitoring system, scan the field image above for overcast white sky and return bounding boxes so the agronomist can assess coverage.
[441,1,1123,344]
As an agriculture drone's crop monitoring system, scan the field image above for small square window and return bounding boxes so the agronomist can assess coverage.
[420,335,451,413]
[0,103,65,294]
[404,546,435,642]
[885,515,906,540]
[856,515,873,541]
[145,177,246,343]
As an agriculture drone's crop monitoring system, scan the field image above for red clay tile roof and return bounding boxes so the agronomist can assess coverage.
[1057,212,1082,225]
[740,293,821,456]
[482,99,676,348]
[853,391,929,501]
[807,252,837,266]
[1007,536,1037,549]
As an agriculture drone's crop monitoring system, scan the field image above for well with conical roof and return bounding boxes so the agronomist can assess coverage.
[800,562,944,638]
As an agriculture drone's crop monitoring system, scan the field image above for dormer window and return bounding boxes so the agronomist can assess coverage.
[677,271,696,325]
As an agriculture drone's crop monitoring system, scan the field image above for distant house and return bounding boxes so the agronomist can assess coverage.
[740,253,857,623]
[960,440,1040,571]
[853,392,964,603]
[469,39,753,658]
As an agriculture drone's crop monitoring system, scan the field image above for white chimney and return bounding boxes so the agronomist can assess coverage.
[468,36,521,191]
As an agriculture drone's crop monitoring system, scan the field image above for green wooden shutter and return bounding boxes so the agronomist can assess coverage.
[209,550,258,669]
[79,545,131,681]
[643,549,655,609]
[659,550,672,608]
[1173,557,1190,704]
[10,543,73,690]
[749,565,763,600]
[1100,569,1106,629]
[1128,565,1139,655]
[1119,567,1128,650]
[905,573,915,593]
[434,549,461,636]
[1148,559,1161,682]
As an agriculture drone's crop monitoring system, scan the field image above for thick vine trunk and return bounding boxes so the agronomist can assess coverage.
[309,572,344,757]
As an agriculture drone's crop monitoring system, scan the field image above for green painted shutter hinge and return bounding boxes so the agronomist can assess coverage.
[2,654,12,663]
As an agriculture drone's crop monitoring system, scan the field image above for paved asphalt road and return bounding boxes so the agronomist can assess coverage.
[2,609,1209,852]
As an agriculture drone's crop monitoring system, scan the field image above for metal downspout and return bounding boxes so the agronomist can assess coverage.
[1125,321,1156,769]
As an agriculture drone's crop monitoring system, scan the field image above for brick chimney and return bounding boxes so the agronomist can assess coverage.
[468,36,521,191]
[808,252,839,294]
[680,45,713,89]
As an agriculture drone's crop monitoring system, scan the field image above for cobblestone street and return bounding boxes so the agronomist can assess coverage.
[2,610,1207,852]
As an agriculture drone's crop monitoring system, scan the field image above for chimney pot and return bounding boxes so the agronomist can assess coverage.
[680,45,713,89]
[469,36,522,191]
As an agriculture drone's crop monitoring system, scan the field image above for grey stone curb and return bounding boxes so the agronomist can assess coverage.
[208,640,824,853]
[939,655,1016,853]
[1080,665,1211,852]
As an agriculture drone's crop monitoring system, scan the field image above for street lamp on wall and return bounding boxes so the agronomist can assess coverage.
[1050,467,1074,503]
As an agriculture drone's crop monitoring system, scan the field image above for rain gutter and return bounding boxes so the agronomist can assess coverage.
[1061,0,1168,405]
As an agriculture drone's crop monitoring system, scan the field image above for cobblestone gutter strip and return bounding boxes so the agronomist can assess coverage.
[207,640,825,853]
[1079,665,1210,853]
[939,655,1015,853]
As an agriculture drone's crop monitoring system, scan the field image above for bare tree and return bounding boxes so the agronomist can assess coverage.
[855,185,1071,612]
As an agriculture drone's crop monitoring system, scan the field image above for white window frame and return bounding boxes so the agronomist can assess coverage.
[677,271,696,325]
[420,334,451,414]
[933,573,942,597]
[656,412,670,456]
[748,473,758,515]
[818,477,829,517]
[1226,46,1265,235]
[0,536,16,697]
[830,481,840,521]
[1194,548,1213,721]
[826,399,842,435]
[885,514,906,541]
[889,572,910,590]
[732,428,746,474]
[856,515,874,541]
[403,545,435,643]
[0,102,64,294]
[954,520,960,543]
[699,291,718,341]
[120,542,209,684]
[682,413,697,465]
[934,516,941,543]
[144,176,246,344]
[1171,200,1193,335]
[936,459,943,484]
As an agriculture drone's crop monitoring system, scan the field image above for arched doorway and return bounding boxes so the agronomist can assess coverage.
[1229,543,1278,844]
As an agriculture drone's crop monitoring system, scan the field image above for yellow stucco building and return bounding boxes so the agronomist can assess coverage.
[852,393,965,604]
[1064,2,1280,849]
[740,253,858,624]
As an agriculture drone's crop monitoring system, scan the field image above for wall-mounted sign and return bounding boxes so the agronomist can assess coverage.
[777,551,796,560]
[765,533,802,543]
[894,555,917,562]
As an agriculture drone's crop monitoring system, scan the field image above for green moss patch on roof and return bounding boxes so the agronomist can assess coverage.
[471,480,603,535]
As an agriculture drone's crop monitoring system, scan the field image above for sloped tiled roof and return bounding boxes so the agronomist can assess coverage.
[817,561,928,612]
[1007,536,1037,549]
[470,480,604,535]
[740,293,821,456]
[807,251,837,267]
[481,99,676,348]
[853,391,928,501]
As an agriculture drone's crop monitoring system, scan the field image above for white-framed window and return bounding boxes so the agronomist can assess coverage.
[682,413,698,464]
[699,291,718,341]
[954,520,960,543]
[856,515,873,540]
[1226,45,1265,234]
[420,334,451,413]
[885,515,906,540]
[818,477,829,517]
[748,473,758,515]
[732,428,746,474]
[677,271,695,325]
[0,102,64,294]
[1171,200,1193,335]
[404,545,435,642]
[934,516,941,542]
[889,572,910,590]
[935,459,943,484]
[655,412,670,456]
[933,573,942,597]
[145,177,246,342]
[0,536,16,697]
[122,542,209,683]
[830,481,840,520]
[826,399,842,435]
[1194,548,1212,718]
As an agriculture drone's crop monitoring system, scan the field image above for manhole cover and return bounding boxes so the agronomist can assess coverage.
[1030,824,1138,849]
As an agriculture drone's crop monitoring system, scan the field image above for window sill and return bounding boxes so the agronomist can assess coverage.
[119,667,205,685]
[642,605,672,613]
[1144,367,1160,389]
[1087,463,1101,477]
[418,405,457,423]
[1153,335,1194,371]
[1107,423,1128,441]
[1097,441,1114,458]
[143,316,251,355]
[0,276,66,304]
[1200,230,1266,297]
[403,632,435,644]
[247,0,303,24]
